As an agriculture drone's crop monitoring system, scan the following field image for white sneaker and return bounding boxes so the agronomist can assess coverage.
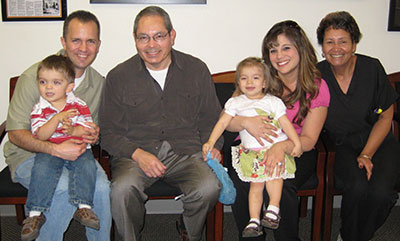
[337,233,343,241]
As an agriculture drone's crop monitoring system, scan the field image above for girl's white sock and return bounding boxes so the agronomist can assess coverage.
[266,205,280,220]
[246,218,260,228]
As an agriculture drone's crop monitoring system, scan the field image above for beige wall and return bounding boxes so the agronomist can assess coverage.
[1,0,399,169]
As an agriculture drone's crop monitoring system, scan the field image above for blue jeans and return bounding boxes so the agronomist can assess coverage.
[15,153,111,241]
[26,150,97,212]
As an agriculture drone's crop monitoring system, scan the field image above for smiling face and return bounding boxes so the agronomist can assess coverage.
[268,34,300,81]
[38,69,74,110]
[322,27,356,68]
[61,19,101,78]
[238,65,266,99]
[134,15,176,71]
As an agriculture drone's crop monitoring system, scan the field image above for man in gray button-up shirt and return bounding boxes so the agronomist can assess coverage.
[99,6,223,241]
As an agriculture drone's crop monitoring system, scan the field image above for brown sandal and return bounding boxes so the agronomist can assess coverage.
[21,214,46,241]
[261,210,281,229]
[242,220,263,238]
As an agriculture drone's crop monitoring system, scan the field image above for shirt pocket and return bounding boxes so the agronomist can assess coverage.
[121,92,150,124]
[176,88,200,120]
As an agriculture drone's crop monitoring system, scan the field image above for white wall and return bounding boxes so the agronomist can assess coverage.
[1,0,399,169]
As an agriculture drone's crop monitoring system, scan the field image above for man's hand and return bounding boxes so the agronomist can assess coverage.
[81,122,99,145]
[132,148,166,178]
[243,116,278,146]
[51,138,87,161]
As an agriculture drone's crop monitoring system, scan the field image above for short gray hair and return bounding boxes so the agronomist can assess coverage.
[133,6,173,36]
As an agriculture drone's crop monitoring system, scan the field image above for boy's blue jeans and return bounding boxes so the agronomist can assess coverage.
[26,149,97,212]
[15,154,111,241]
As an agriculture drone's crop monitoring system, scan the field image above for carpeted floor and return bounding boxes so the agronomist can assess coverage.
[1,207,399,240]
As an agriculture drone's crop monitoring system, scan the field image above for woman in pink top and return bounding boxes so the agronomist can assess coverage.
[227,20,330,241]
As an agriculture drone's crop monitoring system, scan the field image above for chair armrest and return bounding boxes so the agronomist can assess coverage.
[0,121,6,145]
[320,130,337,191]
[320,130,336,167]
[314,135,326,183]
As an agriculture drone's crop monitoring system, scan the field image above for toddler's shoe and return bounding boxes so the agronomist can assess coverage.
[242,220,263,238]
[261,210,281,230]
[21,213,46,241]
[73,208,100,230]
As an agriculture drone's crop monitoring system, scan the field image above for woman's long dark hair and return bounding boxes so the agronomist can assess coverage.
[262,20,321,125]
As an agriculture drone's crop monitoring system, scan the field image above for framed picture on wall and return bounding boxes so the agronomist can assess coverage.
[90,0,206,3]
[2,0,67,22]
[388,0,400,31]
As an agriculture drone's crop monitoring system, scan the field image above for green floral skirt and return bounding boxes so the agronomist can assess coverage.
[231,145,296,182]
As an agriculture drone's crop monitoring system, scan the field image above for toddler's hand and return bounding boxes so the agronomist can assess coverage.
[61,119,74,135]
[55,109,78,123]
[290,145,302,158]
[202,142,214,159]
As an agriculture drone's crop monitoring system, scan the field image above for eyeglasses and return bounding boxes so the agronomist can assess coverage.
[136,32,169,44]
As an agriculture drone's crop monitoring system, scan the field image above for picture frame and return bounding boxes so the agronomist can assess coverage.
[2,0,67,22]
[388,0,400,31]
[90,0,206,4]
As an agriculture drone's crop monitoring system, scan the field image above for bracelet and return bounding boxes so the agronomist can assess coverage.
[360,154,371,160]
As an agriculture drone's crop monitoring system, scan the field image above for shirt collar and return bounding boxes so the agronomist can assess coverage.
[38,92,77,111]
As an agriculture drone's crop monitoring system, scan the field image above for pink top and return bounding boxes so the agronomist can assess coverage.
[286,78,330,135]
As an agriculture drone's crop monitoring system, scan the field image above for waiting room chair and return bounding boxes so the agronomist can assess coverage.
[0,76,28,226]
[212,71,327,241]
[322,71,400,241]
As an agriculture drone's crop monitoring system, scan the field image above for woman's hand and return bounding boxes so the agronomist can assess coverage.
[262,141,287,177]
[242,116,278,146]
[356,105,394,181]
[357,155,373,180]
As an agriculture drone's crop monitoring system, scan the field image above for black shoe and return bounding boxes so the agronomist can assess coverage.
[176,214,189,241]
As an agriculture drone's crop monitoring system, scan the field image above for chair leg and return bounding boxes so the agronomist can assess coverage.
[299,196,308,217]
[312,193,324,241]
[214,202,223,241]
[323,193,334,241]
[206,208,216,241]
[15,204,25,225]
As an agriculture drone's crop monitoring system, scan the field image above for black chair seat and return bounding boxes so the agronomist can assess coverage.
[144,180,182,198]
[0,167,27,198]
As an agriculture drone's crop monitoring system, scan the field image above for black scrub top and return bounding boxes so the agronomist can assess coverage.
[317,54,398,140]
